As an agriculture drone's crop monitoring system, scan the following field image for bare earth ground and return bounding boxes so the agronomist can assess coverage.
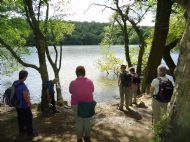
[0,95,153,142]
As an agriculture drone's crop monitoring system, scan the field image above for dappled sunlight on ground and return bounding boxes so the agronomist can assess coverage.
[0,95,153,142]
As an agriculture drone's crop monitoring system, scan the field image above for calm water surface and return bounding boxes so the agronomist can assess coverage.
[0,45,178,104]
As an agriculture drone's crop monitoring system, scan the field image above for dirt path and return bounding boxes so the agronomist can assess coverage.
[0,95,153,142]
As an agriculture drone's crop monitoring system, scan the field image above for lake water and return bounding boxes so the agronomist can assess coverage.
[0,45,178,104]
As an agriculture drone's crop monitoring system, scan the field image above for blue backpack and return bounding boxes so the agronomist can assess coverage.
[3,83,23,107]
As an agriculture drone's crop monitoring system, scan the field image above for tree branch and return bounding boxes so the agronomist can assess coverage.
[0,37,39,71]
[53,45,58,65]
[85,3,118,14]
[46,46,56,70]
[58,44,63,71]
[23,1,33,30]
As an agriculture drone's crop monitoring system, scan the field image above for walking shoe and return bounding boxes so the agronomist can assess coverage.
[118,107,124,111]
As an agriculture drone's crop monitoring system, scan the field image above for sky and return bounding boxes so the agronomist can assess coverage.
[62,0,155,26]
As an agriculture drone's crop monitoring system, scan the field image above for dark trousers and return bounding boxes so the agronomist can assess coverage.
[50,93,56,111]
[16,107,33,135]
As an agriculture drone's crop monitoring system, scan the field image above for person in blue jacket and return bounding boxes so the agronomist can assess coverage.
[47,78,59,113]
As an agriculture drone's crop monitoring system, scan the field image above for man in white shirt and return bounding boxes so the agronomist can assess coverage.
[150,65,173,124]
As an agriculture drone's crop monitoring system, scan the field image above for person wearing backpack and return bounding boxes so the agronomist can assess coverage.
[150,65,174,124]
[118,65,132,111]
[129,67,140,105]
[14,70,36,137]
[69,66,95,142]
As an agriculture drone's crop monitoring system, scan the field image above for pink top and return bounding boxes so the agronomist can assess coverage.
[69,77,94,105]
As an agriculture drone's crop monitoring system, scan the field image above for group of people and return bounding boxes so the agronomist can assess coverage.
[118,64,140,111]
[13,64,173,141]
[13,66,94,142]
[118,64,174,125]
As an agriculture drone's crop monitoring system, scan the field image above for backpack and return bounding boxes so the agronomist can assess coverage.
[132,73,140,84]
[121,72,132,87]
[3,83,23,107]
[153,78,174,103]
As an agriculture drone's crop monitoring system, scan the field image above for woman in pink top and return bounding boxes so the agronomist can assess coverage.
[69,66,94,142]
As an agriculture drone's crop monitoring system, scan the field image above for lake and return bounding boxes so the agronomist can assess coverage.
[0,45,178,104]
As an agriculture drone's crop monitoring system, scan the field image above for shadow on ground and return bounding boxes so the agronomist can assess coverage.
[0,98,153,142]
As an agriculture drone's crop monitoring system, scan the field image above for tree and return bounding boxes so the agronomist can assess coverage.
[0,0,52,115]
[163,6,185,76]
[45,19,74,106]
[90,0,151,73]
[96,24,123,75]
[160,0,190,141]
[142,0,173,92]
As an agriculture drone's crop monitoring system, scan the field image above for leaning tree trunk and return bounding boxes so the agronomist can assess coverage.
[163,39,179,76]
[45,45,64,106]
[123,22,132,67]
[141,0,173,92]
[162,11,190,142]
[24,0,50,115]
[54,71,64,106]
[36,41,50,115]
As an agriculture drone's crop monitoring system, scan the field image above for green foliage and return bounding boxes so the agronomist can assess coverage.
[96,25,124,75]
[43,20,74,44]
[62,21,108,45]
[151,112,168,142]
[167,6,185,50]
[0,1,31,75]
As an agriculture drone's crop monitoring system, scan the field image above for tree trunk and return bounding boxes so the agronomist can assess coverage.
[141,0,173,92]
[54,71,64,106]
[163,39,179,76]
[123,23,132,67]
[24,0,50,115]
[162,10,190,142]
[36,40,50,115]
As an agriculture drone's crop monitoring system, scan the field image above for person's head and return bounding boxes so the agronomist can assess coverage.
[19,70,28,81]
[120,64,126,72]
[76,66,86,77]
[129,67,135,73]
[157,65,167,77]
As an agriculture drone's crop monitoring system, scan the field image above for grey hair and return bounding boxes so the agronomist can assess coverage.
[157,65,167,77]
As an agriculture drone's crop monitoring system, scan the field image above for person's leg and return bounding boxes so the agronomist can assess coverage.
[72,105,83,141]
[16,108,25,134]
[25,108,34,136]
[119,85,124,110]
[125,87,131,109]
[50,93,56,112]
[133,86,137,104]
[128,87,133,106]
[152,98,161,124]
[83,118,91,142]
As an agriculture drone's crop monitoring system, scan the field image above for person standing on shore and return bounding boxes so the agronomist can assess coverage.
[47,78,59,113]
[118,65,132,111]
[129,67,140,105]
[69,66,94,142]
[14,70,36,137]
[150,65,174,124]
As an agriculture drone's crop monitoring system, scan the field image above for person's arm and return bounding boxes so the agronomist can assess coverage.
[69,81,73,94]
[118,75,121,86]
[22,90,32,108]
